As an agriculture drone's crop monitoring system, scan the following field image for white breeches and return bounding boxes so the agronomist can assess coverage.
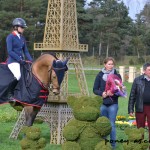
[8,62,21,81]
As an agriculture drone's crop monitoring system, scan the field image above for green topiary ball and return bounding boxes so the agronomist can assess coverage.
[20,138,31,149]
[65,119,87,131]
[78,127,102,150]
[62,141,81,150]
[95,117,112,137]
[78,137,102,150]
[38,137,46,148]
[20,126,46,150]
[63,125,79,141]
[124,127,144,141]
[95,140,112,150]
[26,127,41,140]
[123,142,143,150]
[74,106,99,121]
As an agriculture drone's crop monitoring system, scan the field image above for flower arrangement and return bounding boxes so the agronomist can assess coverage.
[115,121,130,129]
[128,116,136,120]
[130,120,148,127]
[116,115,126,121]
[128,116,136,127]
[116,115,148,130]
[116,116,136,129]
[105,74,127,97]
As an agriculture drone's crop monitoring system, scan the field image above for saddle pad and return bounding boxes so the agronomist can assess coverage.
[0,64,14,104]
[0,63,49,107]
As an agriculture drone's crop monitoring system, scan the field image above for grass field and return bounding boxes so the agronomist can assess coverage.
[0,70,149,150]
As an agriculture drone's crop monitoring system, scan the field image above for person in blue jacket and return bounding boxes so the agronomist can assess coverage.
[6,18,33,104]
[93,57,122,149]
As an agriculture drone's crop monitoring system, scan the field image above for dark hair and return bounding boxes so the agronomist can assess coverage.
[103,57,115,65]
[143,63,150,70]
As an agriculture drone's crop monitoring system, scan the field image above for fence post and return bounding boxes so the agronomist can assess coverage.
[140,67,143,75]
[128,66,136,83]
[119,66,125,82]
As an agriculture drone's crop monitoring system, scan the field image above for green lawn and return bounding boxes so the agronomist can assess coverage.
[0,71,149,150]
[0,120,62,150]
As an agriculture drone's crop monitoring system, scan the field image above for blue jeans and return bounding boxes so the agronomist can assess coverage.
[100,104,118,148]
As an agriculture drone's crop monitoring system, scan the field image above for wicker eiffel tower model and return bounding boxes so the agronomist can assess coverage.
[9,0,89,144]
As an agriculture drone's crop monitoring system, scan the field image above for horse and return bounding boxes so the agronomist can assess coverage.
[0,53,68,126]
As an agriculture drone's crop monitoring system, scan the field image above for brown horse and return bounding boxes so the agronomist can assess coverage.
[23,54,68,126]
[23,53,68,126]
[0,53,68,126]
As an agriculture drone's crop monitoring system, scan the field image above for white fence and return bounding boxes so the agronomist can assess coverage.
[119,66,142,83]
[70,66,142,83]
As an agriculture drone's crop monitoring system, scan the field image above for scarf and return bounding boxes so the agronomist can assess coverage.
[101,68,115,81]
[144,75,150,81]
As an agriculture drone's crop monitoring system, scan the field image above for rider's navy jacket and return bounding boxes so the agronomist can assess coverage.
[6,31,33,64]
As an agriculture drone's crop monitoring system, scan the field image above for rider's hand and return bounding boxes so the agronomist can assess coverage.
[20,60,26,65]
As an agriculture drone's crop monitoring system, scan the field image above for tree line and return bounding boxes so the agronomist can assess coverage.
[0,0,150,63]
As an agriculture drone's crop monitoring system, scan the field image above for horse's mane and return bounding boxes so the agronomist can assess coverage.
[34,53,57,63]
[42,52,58,59]
[49,52,58,60]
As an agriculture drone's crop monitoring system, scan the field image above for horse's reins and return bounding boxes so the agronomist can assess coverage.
[24,63,50,90]
[23,63,33,87]
[47,68,53,91]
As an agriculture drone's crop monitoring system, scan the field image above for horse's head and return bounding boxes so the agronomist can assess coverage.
[50,58,69,95]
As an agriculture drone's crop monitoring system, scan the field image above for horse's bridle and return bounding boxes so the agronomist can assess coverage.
[47,67,60,91]
[28,60,66,91]
[47,66,67,91]
[47,68,54,91]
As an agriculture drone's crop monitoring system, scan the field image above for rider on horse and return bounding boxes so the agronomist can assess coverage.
[6,18,33,104]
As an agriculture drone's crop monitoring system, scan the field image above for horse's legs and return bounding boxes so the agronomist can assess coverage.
[24,106,39,126]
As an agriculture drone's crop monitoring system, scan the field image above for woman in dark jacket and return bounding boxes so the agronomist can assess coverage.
[93,57,122,149]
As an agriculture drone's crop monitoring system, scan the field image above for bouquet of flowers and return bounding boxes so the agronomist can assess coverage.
[105,74,127,97]
[116,115,126,121]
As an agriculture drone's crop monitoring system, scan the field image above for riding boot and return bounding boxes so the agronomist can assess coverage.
[7,78,18,106]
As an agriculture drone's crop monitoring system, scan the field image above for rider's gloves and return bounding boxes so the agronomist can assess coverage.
[20,60,26,65]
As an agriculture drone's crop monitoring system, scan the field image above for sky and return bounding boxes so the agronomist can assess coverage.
[86,0,148,19]
[123,0,147,19]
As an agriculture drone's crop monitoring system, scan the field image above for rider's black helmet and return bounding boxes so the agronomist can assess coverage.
[12,18,27,28]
